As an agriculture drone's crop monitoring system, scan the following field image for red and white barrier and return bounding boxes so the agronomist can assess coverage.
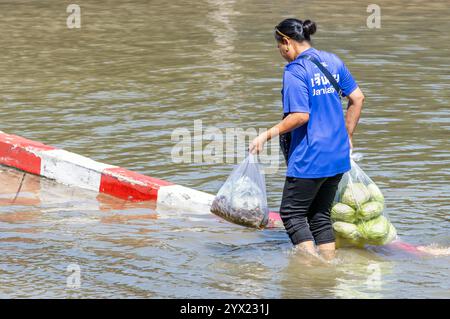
[0,131,283,228]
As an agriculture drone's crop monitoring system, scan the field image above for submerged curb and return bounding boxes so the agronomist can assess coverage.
[0,131,283,228]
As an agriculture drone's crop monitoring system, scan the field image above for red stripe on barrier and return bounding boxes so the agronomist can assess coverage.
[100,167,174,201]
[0,133,54,175]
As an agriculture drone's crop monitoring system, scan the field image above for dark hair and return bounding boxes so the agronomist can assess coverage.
[274,18,317,42]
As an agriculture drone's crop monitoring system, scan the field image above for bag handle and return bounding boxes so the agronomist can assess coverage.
[298,55,343,98]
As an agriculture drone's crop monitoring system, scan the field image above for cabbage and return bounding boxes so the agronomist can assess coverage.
[341,183,371,209]
[358,201,384,221]
[333,222,361,240]
[358,216,390,242]
[368,183,384,203]
[364,223,397,246]
[331,203,357,223]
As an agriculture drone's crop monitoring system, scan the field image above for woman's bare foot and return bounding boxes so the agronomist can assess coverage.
[294,240,320,257]
[318,242,336,261]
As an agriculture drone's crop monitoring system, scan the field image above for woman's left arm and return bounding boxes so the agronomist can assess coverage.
[249,112,309,154]
[345,87,365,147]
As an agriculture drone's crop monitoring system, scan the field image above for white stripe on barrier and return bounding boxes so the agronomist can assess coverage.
[156,184,215,214]
[39,149,116,192]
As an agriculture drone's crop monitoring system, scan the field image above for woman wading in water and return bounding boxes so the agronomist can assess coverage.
[249,18,365,259]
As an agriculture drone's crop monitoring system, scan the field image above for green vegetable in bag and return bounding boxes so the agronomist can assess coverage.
[383,223,397,245]
[358,201,384,221]
[332,160,398,248]
[341,183,371,209]
[368,183,384,203]
[331,203,357,223]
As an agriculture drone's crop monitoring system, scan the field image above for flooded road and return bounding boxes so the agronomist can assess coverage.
[0,0,449,298]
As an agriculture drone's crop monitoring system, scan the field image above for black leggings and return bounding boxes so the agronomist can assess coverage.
[279,173,343,246]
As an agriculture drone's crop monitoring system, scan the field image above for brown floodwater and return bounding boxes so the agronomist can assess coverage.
[0,0,449,298]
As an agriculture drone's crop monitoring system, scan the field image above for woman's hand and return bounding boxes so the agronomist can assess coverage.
[249,133,268,154]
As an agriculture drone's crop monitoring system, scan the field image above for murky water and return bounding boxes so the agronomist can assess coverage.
[0,0,449,298]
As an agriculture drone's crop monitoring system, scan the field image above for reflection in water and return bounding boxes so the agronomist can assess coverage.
[0,166,449,298]
[206,0,240,91]
[280,248,394,299]
[280,250,340,298]
[0,169,40,207]
[331,251,393,299]
[0,167,157,225]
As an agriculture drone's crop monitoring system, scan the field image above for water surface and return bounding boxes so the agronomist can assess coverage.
[0,0,449,298]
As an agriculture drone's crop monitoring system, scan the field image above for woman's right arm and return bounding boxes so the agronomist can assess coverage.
[345,87,365,146]
[249,112,309,154]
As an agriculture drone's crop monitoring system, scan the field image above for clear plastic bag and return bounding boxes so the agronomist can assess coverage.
[210,154,269,229]
[332,159,398,247]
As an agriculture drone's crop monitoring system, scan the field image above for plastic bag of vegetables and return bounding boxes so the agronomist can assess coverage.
[210,154,269,229]
[331,160,397,247]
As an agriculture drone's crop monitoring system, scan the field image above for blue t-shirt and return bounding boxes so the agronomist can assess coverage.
[282,47,358,178]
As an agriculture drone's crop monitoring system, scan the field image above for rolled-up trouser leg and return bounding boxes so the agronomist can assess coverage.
[307,173,344,245]
[279,176,326,245]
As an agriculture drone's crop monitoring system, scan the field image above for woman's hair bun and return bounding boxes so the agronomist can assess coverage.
[275,18,317,42]
[302,19,317,38]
